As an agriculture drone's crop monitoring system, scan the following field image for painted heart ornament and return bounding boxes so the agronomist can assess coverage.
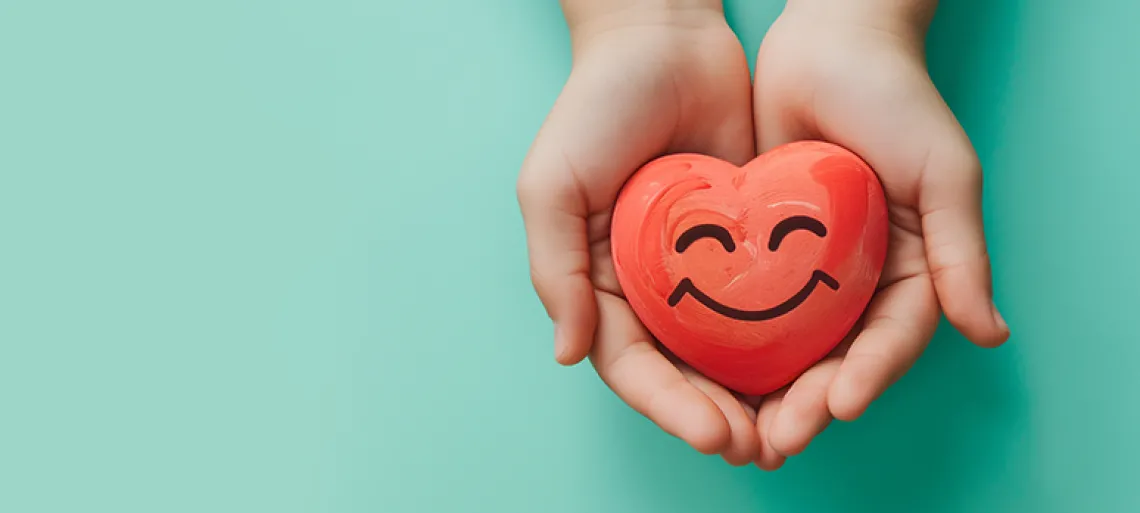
[610,141,889,395]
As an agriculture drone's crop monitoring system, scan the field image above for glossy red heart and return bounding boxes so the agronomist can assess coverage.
[610,141,889,395]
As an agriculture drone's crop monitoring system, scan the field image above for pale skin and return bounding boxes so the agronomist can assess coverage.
[517,0,1010,469]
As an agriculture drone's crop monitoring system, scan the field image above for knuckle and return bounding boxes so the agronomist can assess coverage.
[515,171,546,205]
[940,299,972,324]
[528,268,558,308]
[921,139,983,192]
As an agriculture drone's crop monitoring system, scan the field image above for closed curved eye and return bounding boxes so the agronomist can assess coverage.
[676,224,736,253]
[768,215,827,251]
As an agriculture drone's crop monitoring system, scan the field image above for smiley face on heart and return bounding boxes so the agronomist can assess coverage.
[610,141,889,396]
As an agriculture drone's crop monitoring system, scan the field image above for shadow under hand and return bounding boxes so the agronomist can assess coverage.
[925,0,1024,124]
[751,322,1030,513]
[587,324,1029,513]
[585,374,772,512]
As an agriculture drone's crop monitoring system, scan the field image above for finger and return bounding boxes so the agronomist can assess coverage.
[517,72,622,366]
[828,276,940,421]
[679,92,756,167]
[768,357,842,456]
[666,28,756,167]
[753,388,788,471]
[741,394,764,412]
[681,371,762,466]
[517,62,676,364]
[587,211,622,296]
[590,292,731,455]
[919,138,1010,347]
[766,322,858,456]
[752,60,817,153]
[517,157,596,365]
[754,103,817,154]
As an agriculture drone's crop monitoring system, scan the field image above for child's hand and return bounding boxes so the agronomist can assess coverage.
[749,1,1011,469]
[517,1,761,464]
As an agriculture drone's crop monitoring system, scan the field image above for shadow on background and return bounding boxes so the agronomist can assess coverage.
[593,325,1030,513]
[591,0,1033,511]
[751,323,1030,513]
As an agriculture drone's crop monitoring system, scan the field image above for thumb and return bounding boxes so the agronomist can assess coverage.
[918,133,1010,347]
[515,59,675,366]
[517,129,598,366]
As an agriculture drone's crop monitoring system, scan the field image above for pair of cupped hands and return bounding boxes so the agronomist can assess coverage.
[517,0,1010,470]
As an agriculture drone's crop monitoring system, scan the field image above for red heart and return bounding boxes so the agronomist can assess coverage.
[610,141,889,395]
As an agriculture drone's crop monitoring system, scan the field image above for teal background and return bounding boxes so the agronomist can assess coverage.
[1,0,1137,511]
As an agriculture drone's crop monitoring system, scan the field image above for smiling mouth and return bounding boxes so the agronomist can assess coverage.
[667,271,840,321]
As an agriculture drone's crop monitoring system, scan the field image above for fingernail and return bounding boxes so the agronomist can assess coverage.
[553,323,566,361]
[992,304,1009,333]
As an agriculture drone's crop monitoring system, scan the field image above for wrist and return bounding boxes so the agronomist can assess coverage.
[562,0,725,43]
[782,0,938,41]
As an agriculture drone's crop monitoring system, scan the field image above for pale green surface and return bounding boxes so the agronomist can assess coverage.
[1,1,1137,511]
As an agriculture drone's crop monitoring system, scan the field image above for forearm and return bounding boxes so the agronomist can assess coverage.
[783,0,938,39]
[560,0,724,38]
